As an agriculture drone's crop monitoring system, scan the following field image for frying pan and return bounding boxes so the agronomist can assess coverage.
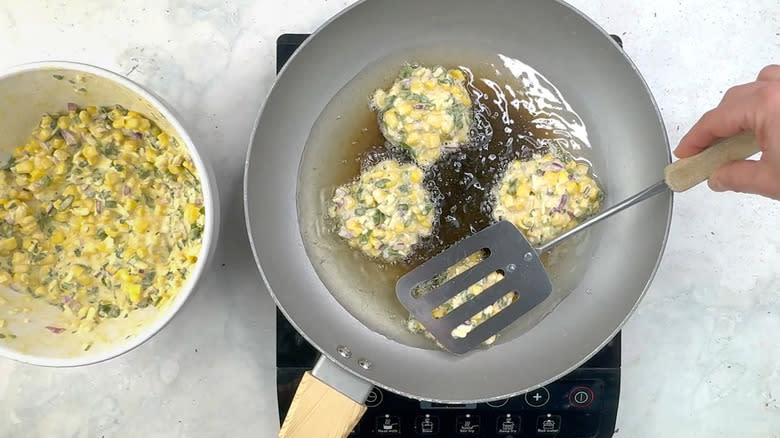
[244,0,672,436]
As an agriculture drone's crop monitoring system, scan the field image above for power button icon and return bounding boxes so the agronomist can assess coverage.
[569,386,594,408]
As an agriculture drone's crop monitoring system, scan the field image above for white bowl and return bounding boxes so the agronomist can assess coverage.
[0,61,219,366]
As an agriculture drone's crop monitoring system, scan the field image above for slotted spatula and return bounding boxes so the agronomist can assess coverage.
[396,132,760,354]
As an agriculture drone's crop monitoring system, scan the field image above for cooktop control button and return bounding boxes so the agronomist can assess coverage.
[415,414,439,435]
[525,387,551,408]
[486,398,509,408]
[365,388,383,407]
[456,414,481,435]
[536,414,562,435]
[569,386,595,408]
[375,414,401,435]
[496,414,520,434]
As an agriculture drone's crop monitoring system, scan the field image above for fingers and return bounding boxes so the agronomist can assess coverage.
[674,97,753,158]
[757,64,780,82]
[708,159,780,200]
[674,64,780,159]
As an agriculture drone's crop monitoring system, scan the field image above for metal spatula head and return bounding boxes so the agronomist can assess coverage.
[396,221,552,354]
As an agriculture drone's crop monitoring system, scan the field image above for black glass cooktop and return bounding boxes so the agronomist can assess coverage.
[275,33,622,438]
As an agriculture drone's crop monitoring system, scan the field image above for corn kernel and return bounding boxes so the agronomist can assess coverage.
[167,163,182,175]
[133,218,149,233]
[441,117,454,133]
[29,168,45,181]
[82,144,99,160]
[410,168,423,183]
[124,118,140,129]
[56,116,69,130]
[51,231,65,244]
[406,132,421,146]
[37,128,53,141]
[384,110,399,129]
[424,133,441,148]
[54,162,68,175]
[14,160,33,174]
[104,171,121,186]
[396,101,413,116]
[0,237,16,254]
[126,284,142,303]
[39,254,56,265]
[184,204,200,223]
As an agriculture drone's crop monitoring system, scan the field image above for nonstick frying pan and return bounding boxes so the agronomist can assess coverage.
[244,0,672,436]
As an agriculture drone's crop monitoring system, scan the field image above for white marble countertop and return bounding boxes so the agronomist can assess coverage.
[0,0,778,437]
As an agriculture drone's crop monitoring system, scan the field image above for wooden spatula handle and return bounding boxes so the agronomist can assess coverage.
[278,371,367,438]
[664,131,761,192]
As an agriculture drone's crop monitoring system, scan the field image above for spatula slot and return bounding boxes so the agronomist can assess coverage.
[431,269,505,319]
[410,248,490,298]
[450,291,519,339]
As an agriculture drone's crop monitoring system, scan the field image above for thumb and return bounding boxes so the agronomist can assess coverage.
[708,160,780,199]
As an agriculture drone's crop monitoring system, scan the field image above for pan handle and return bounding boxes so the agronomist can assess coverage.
[664,131,761,192]
[278,356,373,438]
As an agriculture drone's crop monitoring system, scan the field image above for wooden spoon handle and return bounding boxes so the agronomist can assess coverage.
[278,371,367,438]
[664,131,761,192]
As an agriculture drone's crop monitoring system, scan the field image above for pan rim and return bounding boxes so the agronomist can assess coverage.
[243,0,674,403]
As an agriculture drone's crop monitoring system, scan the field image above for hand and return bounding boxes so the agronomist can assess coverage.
[674,64,780,200]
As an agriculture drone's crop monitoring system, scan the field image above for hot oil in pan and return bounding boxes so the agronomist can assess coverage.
[298,47,601,347]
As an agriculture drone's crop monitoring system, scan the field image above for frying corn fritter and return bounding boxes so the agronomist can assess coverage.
[0,104,203,335]
[407,252,514,346]
[406,154,602,348]
[371,64,473,167]
[492,154,603,246]
[329,160,435,262]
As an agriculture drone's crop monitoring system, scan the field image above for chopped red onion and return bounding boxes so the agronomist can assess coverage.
[61,130,79,146]
[66,102,78,111]
[551,194,569,214]
[123,186,131,196]
[95,200,103,214]
[45,326,65,334]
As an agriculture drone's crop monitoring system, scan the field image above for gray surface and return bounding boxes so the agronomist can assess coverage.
[245,0,671,403]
